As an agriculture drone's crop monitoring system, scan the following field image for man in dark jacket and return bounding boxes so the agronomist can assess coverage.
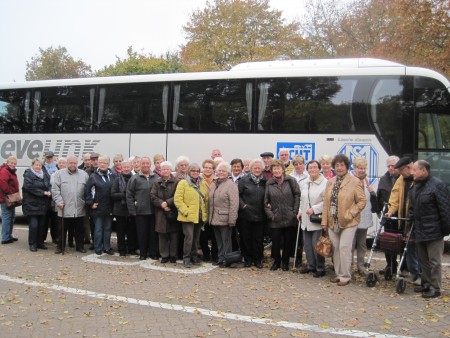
[409,160,450,298]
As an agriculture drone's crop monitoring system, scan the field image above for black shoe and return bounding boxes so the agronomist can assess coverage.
[254,261,263,269]
[29,245,37,252]
[139,256,147,260]
[270,262,280,271]
[95,250,103,255]
[160,257,169,264]
[68,243,74,248]
[54,249,63,254]
[12,237,18,241]
[212,261,224,266]
[244,261,252,267]
[313,271,326,278]
[422,289,441,298]
[37,244,48,250]
[104,249,114,255]
[414,285,430,293]
[89,245,94,250]
[282,263,289,271]
[299,267,315,274]
[1,239,14,244]
[119,252,126,257]
[76,248,87,253]
[169,257,177,263]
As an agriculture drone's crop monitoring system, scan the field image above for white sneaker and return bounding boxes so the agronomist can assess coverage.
[413,277,422,286]
[405,273,416,283]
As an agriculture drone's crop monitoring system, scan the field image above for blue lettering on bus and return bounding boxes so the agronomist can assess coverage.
[338,143,379,183]
[277,142,315,161]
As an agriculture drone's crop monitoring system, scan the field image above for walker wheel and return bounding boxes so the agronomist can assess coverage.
[396,279,406,294]
[366,272,377,287]
[384,267,393,281]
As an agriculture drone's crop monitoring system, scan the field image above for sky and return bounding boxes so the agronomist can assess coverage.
[1,0,306,83]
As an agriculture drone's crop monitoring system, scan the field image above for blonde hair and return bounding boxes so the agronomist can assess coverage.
[353,157,367,168]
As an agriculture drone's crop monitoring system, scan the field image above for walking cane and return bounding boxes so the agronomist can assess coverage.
[61,207,65,255]
[293,219,302,270]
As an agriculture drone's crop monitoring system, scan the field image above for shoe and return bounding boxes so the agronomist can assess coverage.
[76,248,87,253]
[84,239,91,244]
[54,249,63,254]
[282,263,289,271]
[104,249,114,255]
[184,260,192,268]
[1,239,14,244]
[212,261,224,266]
[169,257,177,264]
[244,261,252,268]
[337,280,350,286]
[413,277,422,286]
[202,255,211,262]
[160,257,169,264]
[95,250,103,255]
[254,261,263,269]
[191,257,201,265]
[422,289,441,298]
[29,245,37,252]
[270,262,280,271]
[330,277,340,283]
[68,243,74,248]
[12,237,18,241]
[414,285,429,293]
[119,252,126,257]
[37,244,48,250]
[139,256,147,260]
[299,267,315,274]
[313,271,326,278]
[89,245,94,250]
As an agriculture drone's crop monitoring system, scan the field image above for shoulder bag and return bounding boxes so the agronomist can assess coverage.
[4,192,22,208]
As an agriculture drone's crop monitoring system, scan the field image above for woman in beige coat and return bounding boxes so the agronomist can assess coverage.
[209,162,239,266]
[322,154,366,286]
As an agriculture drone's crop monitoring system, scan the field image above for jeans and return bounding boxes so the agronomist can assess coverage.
[1,203,15,242]
[93,215,112,252]
[405,241,420,277]
[28,215,45,248]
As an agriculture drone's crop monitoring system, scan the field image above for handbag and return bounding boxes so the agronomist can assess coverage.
[4,192,22,208]
[315,230,333,257]
[379,231,404,254]
[308,183,322,224]
[224,250,242,267]
[164,208,178,221]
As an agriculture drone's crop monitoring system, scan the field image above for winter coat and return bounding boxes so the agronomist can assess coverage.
[85,169,115,216]
[264,175,300,229]
[0,164,19,203]
[208,178,239,226]
[174,178,208,224]
[111,173,133,217]
[238,174,267,222]
[150,175,180,233]
[126,172,158,216]
[409,175,450,242]
[376,171,398,213]
[322,173,367,229]
[299,174,327,231]
[22,168,51,216]
[52,168,89,218]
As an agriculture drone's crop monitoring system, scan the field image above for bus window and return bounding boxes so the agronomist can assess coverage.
[173,80,252,132]
[32,86,94,133]
[257,77,357,133]
[97,83,167,133]
[0,90,31,133]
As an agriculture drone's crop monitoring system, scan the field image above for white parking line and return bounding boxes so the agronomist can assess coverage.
[0,274,414,338]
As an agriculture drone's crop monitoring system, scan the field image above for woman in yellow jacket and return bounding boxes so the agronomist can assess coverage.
[322,154,366,286]
[174,163,208,268]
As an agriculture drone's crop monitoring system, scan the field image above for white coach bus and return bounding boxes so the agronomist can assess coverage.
[1,58,449,194]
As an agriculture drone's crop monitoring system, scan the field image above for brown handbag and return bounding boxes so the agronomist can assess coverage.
[4,192,22,208]
[315,230,333,258]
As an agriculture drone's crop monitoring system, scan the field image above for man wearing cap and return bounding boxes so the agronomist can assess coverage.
[43,151,58,175]
[386,157,421,285]
[260,152,274,180]
[85,152,99,176]
[409,160,450,298]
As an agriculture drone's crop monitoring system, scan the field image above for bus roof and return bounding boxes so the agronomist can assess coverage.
[1,58,449,90]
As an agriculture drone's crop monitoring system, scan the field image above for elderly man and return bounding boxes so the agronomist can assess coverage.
[52,155,89,254]
[278,148,294,175]
[78,153,91,171]
[409,160,450,298]
[386,157,421,285]
[260,151,274,180]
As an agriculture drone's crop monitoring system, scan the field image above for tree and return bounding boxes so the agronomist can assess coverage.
[96,47,185,76]
[181,0,305,71]
[25,46,92,80]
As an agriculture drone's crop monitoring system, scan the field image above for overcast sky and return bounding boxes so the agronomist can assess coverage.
[1,0,305,83]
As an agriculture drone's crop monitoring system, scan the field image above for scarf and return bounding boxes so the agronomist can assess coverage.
[118,173,132,193]
[153,168,162,177]
[273,174,285,187]
[30,167,44,179]
[250,173,262,185]
[330,173,346,232]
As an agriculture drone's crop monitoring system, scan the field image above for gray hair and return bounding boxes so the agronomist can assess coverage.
[188,162,201,173]
[386,155,400,165]
[249,158,264,170]
[216,161,231,173]
[160,161,173,170]
[175,155,190,167]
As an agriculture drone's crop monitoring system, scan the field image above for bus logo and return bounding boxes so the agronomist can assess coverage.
[277,142,315,161]
[338,144,379,183]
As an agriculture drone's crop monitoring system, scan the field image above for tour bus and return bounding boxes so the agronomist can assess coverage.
[1,58,449,219]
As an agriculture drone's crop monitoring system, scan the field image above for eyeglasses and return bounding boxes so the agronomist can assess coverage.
[190,169,200,173]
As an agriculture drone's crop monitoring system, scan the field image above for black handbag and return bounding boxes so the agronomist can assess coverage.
[164,208,178,221]
[224,250,242,267]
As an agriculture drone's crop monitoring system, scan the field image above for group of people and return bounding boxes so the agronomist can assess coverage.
[1,148,448,298]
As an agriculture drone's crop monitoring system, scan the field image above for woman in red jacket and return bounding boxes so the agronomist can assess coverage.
[0,156,20,244]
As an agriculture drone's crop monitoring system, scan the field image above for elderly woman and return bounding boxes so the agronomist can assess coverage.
[352,157,378,275]
[151,161,180,264]
[175,156,190,180]
[265,160,300,271]
[153,154,166,178]
[174,163,208,268]
[85,155,114,256]
[297,160,327,277]
[22,158,52,251]
[1,156,20,245]
[322,154,366,286]
[209,162,239,266]
[319,155,335,180]
[238,158,266,268]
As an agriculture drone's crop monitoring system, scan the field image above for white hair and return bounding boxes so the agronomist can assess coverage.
[216,161,231,173]
[160,161,173,170]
